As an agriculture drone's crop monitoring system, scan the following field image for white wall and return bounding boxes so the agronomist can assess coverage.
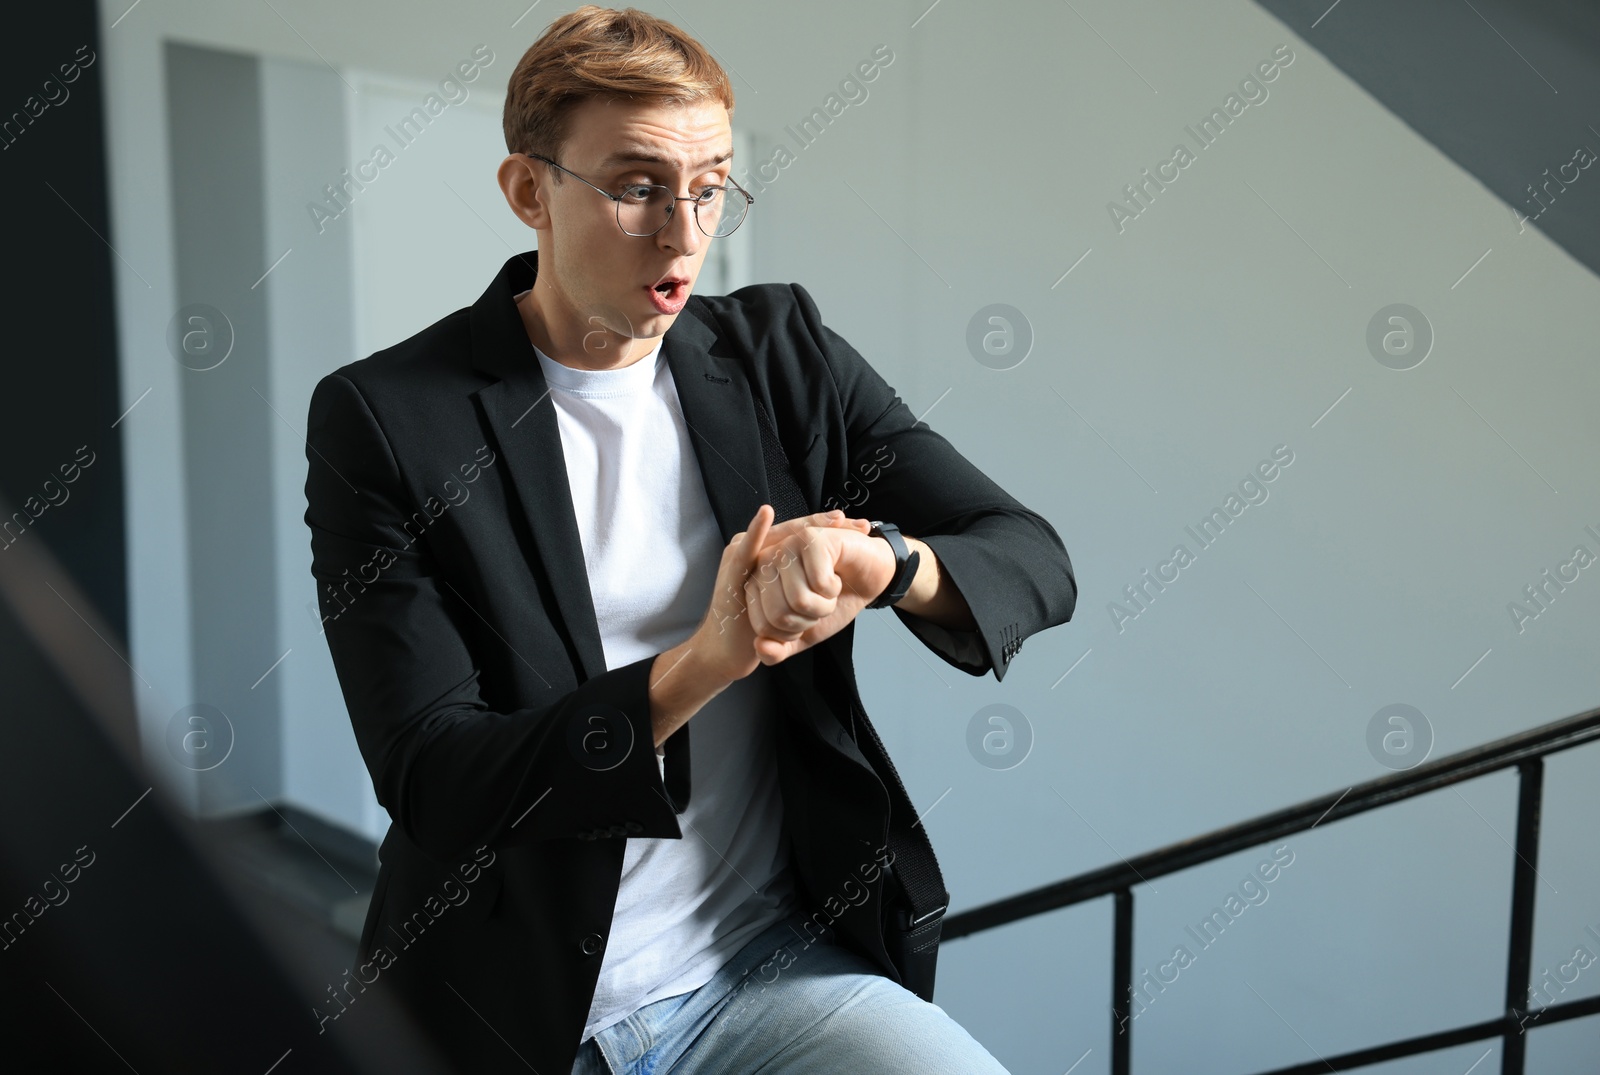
[101,1,1600,1070]
[261,55,376,839]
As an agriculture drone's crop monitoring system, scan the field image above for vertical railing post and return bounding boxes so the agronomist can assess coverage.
[1501,758,1544,1075]
[1112,887,1133,1075]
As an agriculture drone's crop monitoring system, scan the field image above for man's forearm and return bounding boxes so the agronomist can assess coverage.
[893,536,978,631]
[649,636,734,749]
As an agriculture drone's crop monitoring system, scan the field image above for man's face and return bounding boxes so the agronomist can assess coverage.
[534,95,733,350]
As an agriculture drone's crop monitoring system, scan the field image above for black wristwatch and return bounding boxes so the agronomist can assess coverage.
[866,521,921,609]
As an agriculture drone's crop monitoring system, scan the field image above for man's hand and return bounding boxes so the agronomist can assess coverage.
[654,507,885,748]
[744,517,896,666]
[690,505,871,683]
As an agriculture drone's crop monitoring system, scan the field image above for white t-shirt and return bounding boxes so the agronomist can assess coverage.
[521,313,800,1043]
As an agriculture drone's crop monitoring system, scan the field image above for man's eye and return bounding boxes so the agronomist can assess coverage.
[618,182,723,202]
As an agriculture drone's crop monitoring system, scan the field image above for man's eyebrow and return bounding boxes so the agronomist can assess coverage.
[595,147,734,173]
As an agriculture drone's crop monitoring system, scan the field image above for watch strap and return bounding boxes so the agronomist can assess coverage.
[867,521,920,609]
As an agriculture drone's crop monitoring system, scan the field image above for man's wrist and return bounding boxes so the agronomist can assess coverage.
[889,536,978,630]
[899,537,935,608]
[649,633,736,749]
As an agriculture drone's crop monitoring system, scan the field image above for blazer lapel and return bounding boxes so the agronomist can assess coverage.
[664,280,835,747]
[469,251,605,682]
[661,299,771,545]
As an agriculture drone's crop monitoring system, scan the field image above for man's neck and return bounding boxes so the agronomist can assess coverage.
[516,285,661,372]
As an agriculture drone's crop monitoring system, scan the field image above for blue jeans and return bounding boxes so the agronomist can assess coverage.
[570,907,1011,1074]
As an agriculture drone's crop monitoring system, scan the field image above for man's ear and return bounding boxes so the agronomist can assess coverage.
[497,153,549,230]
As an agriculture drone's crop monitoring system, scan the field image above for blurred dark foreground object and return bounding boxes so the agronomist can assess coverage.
[0,505,454,1074]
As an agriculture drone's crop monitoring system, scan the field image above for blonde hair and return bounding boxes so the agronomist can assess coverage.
[502,5,735,171]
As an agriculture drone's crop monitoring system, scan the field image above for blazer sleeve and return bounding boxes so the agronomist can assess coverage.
[791,283,1078,682]
[304,373,684,865]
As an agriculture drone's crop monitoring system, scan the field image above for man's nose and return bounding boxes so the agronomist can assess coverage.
[657,198,701,257]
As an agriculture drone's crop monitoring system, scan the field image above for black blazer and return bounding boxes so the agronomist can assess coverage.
[302,250,1077,1073]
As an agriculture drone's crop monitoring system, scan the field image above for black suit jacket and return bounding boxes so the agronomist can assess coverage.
[302,250,1077,1073]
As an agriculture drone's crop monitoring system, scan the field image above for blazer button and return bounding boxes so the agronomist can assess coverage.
[581,933,604,956]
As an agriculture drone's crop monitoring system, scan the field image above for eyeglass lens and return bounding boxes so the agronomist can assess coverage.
[617,185,747,238]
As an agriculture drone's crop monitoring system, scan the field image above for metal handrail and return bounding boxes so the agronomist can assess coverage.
[941,704,1600,1075]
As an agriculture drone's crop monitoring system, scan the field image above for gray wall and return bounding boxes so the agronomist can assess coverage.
[163,42,282,812]
[260,55,370,835]
[103,1,1599,1071]
[154,44,368,830]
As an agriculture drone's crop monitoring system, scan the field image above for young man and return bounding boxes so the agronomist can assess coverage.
[303,6,1075,1073]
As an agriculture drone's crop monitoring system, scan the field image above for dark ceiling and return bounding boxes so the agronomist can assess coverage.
[1258,0,1600,278]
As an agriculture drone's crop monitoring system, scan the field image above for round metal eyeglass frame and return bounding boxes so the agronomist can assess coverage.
[523,151,754,238]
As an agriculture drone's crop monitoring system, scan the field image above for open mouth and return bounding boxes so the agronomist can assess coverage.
[646,277,690,313]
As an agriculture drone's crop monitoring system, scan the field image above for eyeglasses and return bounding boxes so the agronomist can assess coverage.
[524,151,753,238]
